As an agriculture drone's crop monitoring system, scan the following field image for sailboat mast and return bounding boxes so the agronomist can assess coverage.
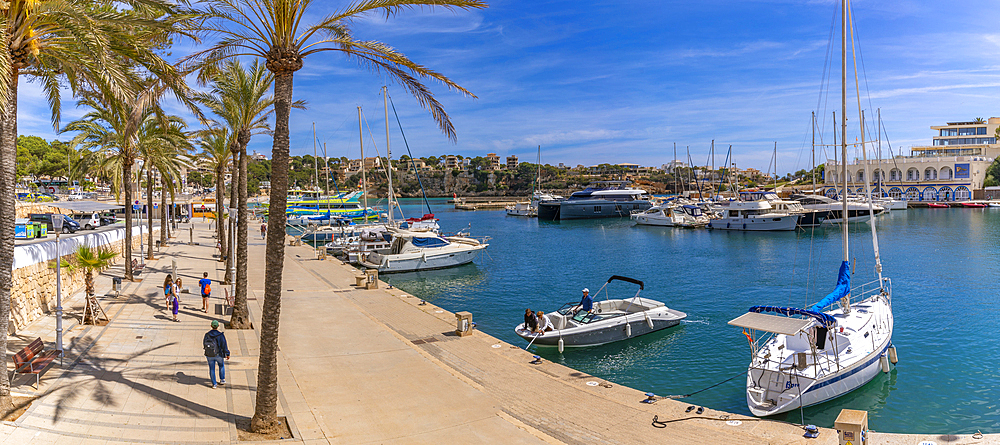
[323,143,330,213]
[840,0,848,263]
[358,106,368,216]
[673,142,678,195]
[773,142,777,190]
[812,111,816,194]
[313,122,319,192]
[536,145,541,194]
[384,86,394,224]
[850,6,884,282]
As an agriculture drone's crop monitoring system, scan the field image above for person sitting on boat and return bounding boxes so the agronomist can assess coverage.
[523,308,538,333]
[535,311,553,333]
[575,288,593,314]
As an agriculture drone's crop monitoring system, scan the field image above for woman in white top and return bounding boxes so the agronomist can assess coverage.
[535,311,553,333]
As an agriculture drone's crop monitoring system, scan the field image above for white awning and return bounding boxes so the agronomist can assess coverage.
[728,312,812,335]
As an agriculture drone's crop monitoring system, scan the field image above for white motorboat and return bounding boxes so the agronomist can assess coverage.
[506,201,536,217]
[792,194,884,224]
[728,1,895,417]
[738,191,827,227]
[514,276,686,349]
[873,197,907,210]
[631,204,708,228]
[359,228,488,273]
[706,200,799,231]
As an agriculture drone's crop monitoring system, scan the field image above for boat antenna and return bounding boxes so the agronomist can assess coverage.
[850,6,883,283]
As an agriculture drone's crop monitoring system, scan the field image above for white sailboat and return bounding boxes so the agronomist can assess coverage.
[728,0,895,417]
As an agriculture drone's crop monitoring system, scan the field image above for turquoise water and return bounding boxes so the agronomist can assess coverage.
[383,198,1000,434]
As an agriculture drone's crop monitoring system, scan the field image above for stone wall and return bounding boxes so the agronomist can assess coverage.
[10,227,157,333]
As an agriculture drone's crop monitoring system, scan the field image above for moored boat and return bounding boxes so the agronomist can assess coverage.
[514,276,686,349]
[927,203,949,208]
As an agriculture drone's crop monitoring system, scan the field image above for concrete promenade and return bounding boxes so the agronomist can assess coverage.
[0,222,989,444]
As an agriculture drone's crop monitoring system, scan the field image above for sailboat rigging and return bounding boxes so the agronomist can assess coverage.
[728,0,896,418]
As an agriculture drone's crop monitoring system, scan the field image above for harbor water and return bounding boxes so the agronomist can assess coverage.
[377,198,1000,434]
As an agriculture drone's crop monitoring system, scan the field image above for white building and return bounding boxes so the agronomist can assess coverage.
[824,118,998,201]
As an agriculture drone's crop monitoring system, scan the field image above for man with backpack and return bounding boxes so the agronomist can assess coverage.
[204,320,230,388]
[199,272,212,313]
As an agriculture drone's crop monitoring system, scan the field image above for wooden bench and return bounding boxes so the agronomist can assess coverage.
[11,338,59,389]
[131,259,145,275]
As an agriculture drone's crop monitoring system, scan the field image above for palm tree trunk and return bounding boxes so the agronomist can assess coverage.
[0,70,20,416]
[230,144,251,329]
[216,167,226,262]
[124,153,134,280]
[160,174,168,245]
[224,156,238,284]
[146,167,154,260]
[251,71,292,435]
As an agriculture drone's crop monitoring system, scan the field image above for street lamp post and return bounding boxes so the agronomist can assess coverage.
[51,214,65,358]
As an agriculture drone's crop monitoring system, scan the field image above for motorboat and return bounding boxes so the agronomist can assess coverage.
[537,181,652,220]
[514,276,686,349]
[706,200,799,231]
[989,202,1000,208]
[791,194,884,224]
[926,203,949,208]
[505,201,536,217]
[729,2,895,417]
[960,202,986,208]
[359,228,488,273]
[738,191,826,227]
[873,197,907,210]
[631,203,709,228]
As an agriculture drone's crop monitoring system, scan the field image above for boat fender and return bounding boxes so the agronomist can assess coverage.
[726,222,730,229]
[743,223,747,230]
[888,346,898,364]
[645,313,654,329]
[879,354,890,373]
[558,338,564,353]
[625,323,632,337]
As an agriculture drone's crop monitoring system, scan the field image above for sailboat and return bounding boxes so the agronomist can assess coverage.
[507,145,562,217]
[728,0,895,417]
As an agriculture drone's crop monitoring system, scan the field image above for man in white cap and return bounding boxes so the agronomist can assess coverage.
[577,288,593,314]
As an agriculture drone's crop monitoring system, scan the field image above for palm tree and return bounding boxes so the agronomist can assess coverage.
[0,0,192,416]
[75,245,118,297]
[138,116,190,260]
[197,128,232,262]
[191,0,486,433]
[196,59,302,329]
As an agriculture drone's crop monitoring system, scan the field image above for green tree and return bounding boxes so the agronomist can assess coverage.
[198,128,233,263]
[192,0,486,433]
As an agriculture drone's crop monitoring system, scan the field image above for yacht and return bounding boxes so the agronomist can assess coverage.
[537,181,652,220]
[506,191,564,217]
[359,228,488,273]
[631,203,709,228]
[739,191,827,227]
[791,194,884,224]
[514,276,686,349]
[707,200,799,231]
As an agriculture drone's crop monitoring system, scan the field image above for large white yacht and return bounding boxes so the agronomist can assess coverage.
[631,203,709,228]
[359,228,488,273]
[791,194,884,224]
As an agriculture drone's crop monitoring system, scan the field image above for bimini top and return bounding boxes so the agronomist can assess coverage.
[749,305,836,328]
[388,227,447,239]
[728,312,812,336]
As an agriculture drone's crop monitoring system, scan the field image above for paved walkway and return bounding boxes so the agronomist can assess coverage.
[0,222,988,444]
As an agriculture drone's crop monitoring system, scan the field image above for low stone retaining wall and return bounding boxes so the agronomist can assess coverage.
[10,226,157,332]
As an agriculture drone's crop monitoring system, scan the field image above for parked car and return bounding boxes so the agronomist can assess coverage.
[28,213,80,234]
[71,213,104,230]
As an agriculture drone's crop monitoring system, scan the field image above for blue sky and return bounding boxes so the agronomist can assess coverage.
[17,0,1000,174]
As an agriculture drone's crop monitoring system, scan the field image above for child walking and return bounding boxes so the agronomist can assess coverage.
[199,272,212,313]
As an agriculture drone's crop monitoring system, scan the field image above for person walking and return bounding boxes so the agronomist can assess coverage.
[203,320,230,388]
[163,274,174,309]
[199,272,212,313]
[260,222,267,239]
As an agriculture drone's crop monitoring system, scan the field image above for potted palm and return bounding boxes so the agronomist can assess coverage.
[75,245,117,325]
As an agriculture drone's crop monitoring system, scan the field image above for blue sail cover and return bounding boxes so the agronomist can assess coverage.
[749,306,836,328]
[810,260,851,312]
[410,236,449,248]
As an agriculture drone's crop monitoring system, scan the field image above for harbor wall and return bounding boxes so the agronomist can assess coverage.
[10,226,156,332]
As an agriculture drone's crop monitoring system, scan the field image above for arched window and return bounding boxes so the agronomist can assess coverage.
[825,188,839,198]
[890,168,902,181]
[939,167,952,180]
[888,187,902,199]
[938,186,953,201]
[955,186,971,201]
[905,187,919,201]
[907,168,919,181]
[923,186,938,201]
[924,167,937,181]
[857,170,865,182]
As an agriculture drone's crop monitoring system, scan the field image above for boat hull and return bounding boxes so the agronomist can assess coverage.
[707,215,799,231]
[515,312,684,347]
[359,244,486,273]
[538,199,652,221]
